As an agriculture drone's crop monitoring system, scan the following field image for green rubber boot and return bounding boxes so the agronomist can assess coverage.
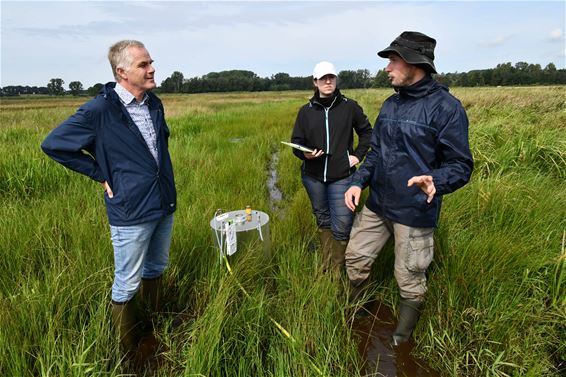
[111,298,141,354]
[392,298,423,345]
[318,228,333,270]
[140,276,162,335]
[348,278,371,318]
[329,238,347,272]
[141,276,162,313]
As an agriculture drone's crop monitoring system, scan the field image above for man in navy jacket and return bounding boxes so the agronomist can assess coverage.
[41,40,176,359]
[344,32,473,346]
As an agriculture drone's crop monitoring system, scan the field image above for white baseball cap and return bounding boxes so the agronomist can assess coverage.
[313,61,337,79]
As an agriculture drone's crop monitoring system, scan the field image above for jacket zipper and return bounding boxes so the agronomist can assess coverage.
[322,96,338,183]
[324,107,329,182]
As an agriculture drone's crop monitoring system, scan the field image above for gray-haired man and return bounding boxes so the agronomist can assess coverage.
[42,40,176,360]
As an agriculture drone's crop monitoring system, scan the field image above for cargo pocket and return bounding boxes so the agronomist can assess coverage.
[407,229,434,273]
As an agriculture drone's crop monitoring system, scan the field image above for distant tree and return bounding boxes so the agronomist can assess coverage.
[373,69,390,87]
[160,71,184,93]
[514,61,529,71]
[69,81,84,96]
[47,78,65,96]
[492,62,514,86]
[356,69,372,88]
[87,83,104,97]
[544,63,556,72]
[338,69,372,89]
[338,70,356,88]
[270,72,292,91]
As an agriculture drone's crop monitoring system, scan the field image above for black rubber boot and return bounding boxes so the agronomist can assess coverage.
[392,298,423,345]
[348,278,369,304]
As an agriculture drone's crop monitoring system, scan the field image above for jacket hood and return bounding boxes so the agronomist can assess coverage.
[397,75,446,98]
[101,82,116,95]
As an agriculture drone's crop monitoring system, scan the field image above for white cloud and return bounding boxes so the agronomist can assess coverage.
[479,35,513,48]
[2,1,565,86]
[549,28,563,40]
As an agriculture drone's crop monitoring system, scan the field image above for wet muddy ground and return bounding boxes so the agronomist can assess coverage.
[352,301,439,377]
[267,150,437,376]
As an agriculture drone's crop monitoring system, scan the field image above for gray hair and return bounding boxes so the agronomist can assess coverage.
[108,40,145,81]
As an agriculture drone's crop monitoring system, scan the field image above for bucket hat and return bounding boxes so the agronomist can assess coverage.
[378,31,437,73]
[313,61,337,79]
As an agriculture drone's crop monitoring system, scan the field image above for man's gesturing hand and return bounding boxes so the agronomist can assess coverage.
[407,175,435,203]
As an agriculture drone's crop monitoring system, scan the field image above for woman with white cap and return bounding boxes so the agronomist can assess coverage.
[290,61,372,272]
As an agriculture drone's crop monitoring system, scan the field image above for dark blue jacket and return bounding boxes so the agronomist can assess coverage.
[352,76,473,227]
[41,83,176,226]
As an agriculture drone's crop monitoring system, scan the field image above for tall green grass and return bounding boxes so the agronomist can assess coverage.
[0,87,564,376]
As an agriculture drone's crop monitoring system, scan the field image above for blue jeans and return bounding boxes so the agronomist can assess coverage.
[110,214,174,303]
[301,172,354,241]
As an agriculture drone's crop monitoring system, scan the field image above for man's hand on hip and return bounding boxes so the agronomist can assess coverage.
[407,175,435,203]
[101,181,114,198]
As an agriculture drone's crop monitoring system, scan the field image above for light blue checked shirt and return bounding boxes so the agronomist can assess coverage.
[114,83,159,163]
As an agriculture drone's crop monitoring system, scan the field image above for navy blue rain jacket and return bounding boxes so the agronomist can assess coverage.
[352,76,473,227]
[41,83,176,226]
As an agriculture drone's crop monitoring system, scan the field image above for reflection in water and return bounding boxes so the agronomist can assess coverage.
[352,301,439,377]
[267,151,283,209]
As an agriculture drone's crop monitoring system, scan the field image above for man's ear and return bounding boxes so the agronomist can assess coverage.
[116,67,127,81]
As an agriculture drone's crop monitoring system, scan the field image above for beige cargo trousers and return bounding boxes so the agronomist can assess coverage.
[345,206,434,301]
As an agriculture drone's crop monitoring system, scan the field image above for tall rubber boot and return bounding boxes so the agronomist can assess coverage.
[329,238,347,272]
[140,276,167,362]
[140,276,162,335]
[348,278,369,304]
[318,228,333,270]
[141,276,162,312]
[392,298,423,345]
[348,278,371,318]
[111,299,141,355]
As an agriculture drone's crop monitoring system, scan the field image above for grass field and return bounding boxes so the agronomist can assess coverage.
[1,86,565,376]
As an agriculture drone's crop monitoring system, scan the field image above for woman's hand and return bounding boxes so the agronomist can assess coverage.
[349,155,360,167]
[304,149,324,159]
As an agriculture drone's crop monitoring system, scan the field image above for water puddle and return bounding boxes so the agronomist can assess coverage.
[267,151,283,210]
[352,301,439,377]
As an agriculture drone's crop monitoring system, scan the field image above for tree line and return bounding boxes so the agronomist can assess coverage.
[1,79,103,97]
[1,62,564,97]
[158,62,565,93]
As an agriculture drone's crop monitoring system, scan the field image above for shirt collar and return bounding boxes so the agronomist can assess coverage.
[114,82,148,105]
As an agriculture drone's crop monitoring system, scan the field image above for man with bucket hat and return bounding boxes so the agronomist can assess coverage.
[344,31,473,345]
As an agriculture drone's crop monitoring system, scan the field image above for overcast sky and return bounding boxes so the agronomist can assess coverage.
[1,0,565,88]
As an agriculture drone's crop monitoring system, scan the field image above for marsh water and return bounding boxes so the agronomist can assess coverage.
[352,301,440,377]
[267,151,283,209]
[268,150,437,376]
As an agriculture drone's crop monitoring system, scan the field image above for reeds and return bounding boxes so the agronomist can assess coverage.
[0,86,564,376]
